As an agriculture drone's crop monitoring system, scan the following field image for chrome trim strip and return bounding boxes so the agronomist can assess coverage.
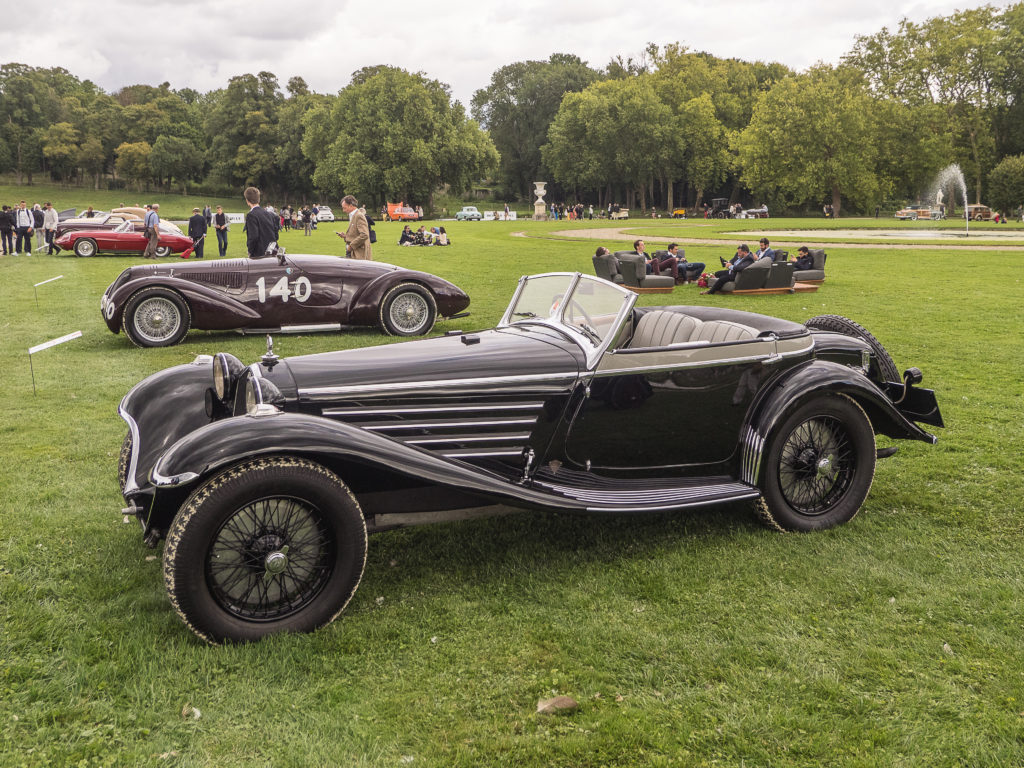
[441,449,524,458]
[278,323,343,333]
[364,418,537,431]
[402,433,532,445]
[152,468,200,487]
[595,338,812,377]
[538,481,752,503]
[117,399,142,496]
[299,372,577,400]
[322,403,544,416]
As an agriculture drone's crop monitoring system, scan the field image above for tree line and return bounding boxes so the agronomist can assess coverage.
[4,3,1024,215]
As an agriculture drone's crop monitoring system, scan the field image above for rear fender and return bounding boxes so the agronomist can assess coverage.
[107,277,262,333]
[740,360,937,486]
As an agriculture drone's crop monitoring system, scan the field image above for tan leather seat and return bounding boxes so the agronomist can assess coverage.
[630,310,703,348]
[693,320,758,343]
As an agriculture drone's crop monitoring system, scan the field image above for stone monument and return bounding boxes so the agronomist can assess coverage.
[533,182,548,221]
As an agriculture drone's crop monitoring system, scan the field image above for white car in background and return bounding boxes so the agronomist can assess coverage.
[316,205,335,222]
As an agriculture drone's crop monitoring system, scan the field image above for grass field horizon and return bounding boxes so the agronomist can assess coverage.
[1,216,1022,766]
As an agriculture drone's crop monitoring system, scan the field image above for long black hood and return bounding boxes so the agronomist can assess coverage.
[267,326,583,399]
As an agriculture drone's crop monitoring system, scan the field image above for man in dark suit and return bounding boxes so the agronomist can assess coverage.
[243,187,280,258]
[703,244,755,294]
[187,207,207,259]
[754,237,777,261]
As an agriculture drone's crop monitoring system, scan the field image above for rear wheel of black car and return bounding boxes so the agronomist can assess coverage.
[760,395,876,532]
[805,314,901,383]
[74,238,97,257]
[379,282,437,336]
[163,457,367,644]
[122,288,191,347]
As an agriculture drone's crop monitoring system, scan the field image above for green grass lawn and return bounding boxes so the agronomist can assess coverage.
[1,217,1023,767]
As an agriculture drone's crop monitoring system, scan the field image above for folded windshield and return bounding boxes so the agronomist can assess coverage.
[504,273,632,347]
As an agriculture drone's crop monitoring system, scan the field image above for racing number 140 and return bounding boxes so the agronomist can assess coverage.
[256,275,312,303]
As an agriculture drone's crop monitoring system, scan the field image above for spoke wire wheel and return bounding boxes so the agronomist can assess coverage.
[163,457,367,644]
[133,297,181,343]
[207,495,334,622]
[122,288,191,347]
[380,282,437,336]
[758,395,875,532]
[75,238,96,257]
[777,415,853,515]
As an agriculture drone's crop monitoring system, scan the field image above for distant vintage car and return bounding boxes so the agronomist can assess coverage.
[965,204,993,221]
[53,212,142,242]
[116,272,943,643]
[895,207,944,221]
[671,208,687,218]
[100,247,471,347]
[56,220,191,258]
[386,203,420,221]
[316,205,335,222]
[455,206,482,221]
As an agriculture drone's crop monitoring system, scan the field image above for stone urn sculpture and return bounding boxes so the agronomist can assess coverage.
[533,182,548,221]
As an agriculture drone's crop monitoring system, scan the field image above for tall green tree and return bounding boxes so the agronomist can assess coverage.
[734,65,879,216]
[305,66,497,208]
[987,154,1024,216]
[204,72,284,191]
[472,54,601,199]
[149,135,202,193]
[115,141,152,191]
[40,121,80,183]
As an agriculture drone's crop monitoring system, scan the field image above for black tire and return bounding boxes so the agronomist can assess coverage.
[379,282,437,336]
[759,395,876,532]
[122,287,191,347]
[155,245,171,258]
[162,457,367,644]
[74,238,97,257]
[910,213,918,221]
[118,432,132,493]
[804,314,901,383]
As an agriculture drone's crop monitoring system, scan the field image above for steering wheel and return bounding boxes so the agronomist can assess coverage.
[565,299,594,328]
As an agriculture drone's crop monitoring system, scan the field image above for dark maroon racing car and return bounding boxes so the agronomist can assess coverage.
[100,248,470,346]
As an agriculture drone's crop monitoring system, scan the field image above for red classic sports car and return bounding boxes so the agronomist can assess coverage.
[55,220,193,258]
[100,249,471,347]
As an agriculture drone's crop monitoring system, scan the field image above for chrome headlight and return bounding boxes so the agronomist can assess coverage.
[212,352,245,402]
[244,375,284,415]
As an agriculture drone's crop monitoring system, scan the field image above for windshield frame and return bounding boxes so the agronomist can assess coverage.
[498,272,637,369]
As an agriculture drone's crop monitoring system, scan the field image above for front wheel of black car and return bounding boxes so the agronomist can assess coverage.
[163,457,367,644]
[122,288,191,347]
[760,395,876,532]
[805,314,901,383]
[379,282,437,336]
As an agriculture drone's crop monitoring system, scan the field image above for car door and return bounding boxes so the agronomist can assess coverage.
[563,336,779,473]
[242,256,345,326]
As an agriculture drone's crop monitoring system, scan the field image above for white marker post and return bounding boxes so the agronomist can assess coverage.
[33,275,64,308]
[28,330,82,395]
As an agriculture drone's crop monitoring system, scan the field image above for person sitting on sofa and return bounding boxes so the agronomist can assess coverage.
[791,246,814,270]
[703,244,755,294]
[667,242,704,284]
[754,237,777,261]
[634,238,679,280]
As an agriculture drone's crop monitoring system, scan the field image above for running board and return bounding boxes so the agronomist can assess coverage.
[531,468,760,512]
[237,323,343,335]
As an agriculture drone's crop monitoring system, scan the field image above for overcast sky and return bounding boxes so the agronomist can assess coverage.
[2,0,1013,107]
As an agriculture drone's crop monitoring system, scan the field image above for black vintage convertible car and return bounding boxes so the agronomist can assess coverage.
[117,272,943,643]
[100,248,470,346]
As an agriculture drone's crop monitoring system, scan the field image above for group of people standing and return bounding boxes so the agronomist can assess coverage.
[0,200,60,255]
[551,202,592,220]
[277,204,319,235]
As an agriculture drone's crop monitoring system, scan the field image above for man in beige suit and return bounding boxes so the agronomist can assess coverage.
[339,194,372,260]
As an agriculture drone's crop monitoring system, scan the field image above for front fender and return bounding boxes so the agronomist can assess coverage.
[739,360,937,486]
[150,412,590,519]
[347,271,468,324]
[120,355,215,497]
[107,277,262,333]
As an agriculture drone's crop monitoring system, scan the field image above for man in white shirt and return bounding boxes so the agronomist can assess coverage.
[43,202,59,255]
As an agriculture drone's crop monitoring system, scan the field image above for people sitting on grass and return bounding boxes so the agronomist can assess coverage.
[702,244,756,295]
[399,225,415,245]
[436,226,449,246]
